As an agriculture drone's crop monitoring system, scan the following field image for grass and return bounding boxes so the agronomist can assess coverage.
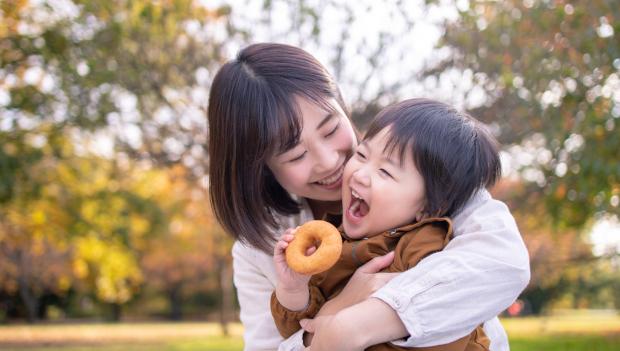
[0,310,618,350]
[503,310,620,351]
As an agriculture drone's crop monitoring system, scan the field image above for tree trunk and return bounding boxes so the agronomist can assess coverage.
[18,281,38,323]
[17,250,38,323]
[107,303,122,322]
[168,286,183,320]
[217,258,233,336]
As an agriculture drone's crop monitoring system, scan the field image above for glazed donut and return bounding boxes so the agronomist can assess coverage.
[286,220,342,275]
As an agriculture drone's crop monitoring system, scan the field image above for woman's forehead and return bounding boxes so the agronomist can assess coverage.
[294,95,341,127]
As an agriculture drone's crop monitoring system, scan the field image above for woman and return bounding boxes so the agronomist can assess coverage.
[207,43,530,351]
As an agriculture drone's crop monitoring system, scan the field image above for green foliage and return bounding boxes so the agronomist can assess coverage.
[431,0,620,228]
[1,0,232,167]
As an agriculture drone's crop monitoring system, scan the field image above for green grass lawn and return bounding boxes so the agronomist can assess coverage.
[503,310,620,351]
[0,311,618,350]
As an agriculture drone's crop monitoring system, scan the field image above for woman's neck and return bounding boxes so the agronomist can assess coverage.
[307,199,342,220]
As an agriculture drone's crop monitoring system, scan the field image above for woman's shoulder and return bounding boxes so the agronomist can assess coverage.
[233,197,315,255]
[274,195,315,229]
[232,240,276,269]
[452,189,518,236]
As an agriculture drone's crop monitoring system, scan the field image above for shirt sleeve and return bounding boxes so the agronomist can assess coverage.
[270,284,326,338]
[232,241,307,351]
[372,192,530,347]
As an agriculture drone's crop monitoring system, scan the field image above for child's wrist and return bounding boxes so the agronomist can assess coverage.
[277,280,307,293]
[275,285,310,312]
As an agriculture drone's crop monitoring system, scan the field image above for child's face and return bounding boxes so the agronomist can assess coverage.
[267,96,357,202]
[342,128,426,239]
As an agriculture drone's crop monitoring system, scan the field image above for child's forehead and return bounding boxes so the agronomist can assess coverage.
[361,130,410,163]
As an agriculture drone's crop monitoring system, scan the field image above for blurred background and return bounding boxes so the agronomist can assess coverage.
[0,0,618,350]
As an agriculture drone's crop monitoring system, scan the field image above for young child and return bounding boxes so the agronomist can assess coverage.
[271,98,502,350]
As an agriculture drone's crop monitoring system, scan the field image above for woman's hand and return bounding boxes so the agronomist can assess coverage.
[301,314,360,351]
[319,251,398,315]
[300,251,400,349]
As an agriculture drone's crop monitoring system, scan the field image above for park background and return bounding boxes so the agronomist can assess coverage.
[0,0,619,350]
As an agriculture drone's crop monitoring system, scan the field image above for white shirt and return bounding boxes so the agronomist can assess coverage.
[231,190,530,351]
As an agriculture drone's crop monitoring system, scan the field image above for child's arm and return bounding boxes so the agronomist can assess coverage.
[271,229,326,338]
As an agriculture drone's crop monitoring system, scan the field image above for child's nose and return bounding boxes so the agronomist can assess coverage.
[352,167,371,187]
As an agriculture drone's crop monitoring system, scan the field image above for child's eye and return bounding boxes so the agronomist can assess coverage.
[380,169,394,179]
[356,151,366,159]
[324,123,339,137]
[289,151,307,163]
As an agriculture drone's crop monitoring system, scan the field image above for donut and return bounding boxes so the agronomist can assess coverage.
[286,220,342,275]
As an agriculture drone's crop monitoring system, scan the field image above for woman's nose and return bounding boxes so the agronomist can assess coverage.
[314,143,339,173]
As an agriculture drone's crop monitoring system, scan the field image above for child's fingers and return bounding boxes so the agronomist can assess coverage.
[277,240,289,250]
[305,246,317,256]
[273,239,289,256]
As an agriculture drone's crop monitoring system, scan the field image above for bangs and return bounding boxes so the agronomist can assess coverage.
[382,128,414,167]
[364,115,413,167]
[269,88,339,155]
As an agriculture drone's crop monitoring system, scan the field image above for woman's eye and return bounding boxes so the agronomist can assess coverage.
[289,151,307,163]
[380,168,393,178]
[325,123,339,137]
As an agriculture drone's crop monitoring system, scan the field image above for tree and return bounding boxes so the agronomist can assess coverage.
[429,0,619,228]
[492,178,617,314]
[1,0,234,177]
[139,166,231,322]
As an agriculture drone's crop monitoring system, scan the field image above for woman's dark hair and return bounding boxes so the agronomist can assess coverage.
[208,43,349,253]
[365,98,501,218]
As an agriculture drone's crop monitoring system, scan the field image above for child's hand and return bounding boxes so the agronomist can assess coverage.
[274,227,314,311]
[274,227,313,291]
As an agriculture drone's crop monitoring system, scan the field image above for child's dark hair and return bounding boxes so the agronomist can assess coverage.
[365,98,501,217]
[208,43,349,253]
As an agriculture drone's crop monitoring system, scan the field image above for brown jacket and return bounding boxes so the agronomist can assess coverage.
[270,217,490,351]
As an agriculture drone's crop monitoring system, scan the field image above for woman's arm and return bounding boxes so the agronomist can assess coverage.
[302,298,407,351]
[313,251,397,316]
[305,191,530,349]
[232,242,285,350]
[370,190,530,347]
[233,241,311,351]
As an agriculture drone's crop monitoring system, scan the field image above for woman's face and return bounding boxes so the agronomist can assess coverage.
[267,96,357,202]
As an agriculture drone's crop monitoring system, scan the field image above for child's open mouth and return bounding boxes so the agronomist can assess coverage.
[348,189,370,219]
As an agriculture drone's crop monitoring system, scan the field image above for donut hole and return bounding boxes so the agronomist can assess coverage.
[305,239,321,256]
